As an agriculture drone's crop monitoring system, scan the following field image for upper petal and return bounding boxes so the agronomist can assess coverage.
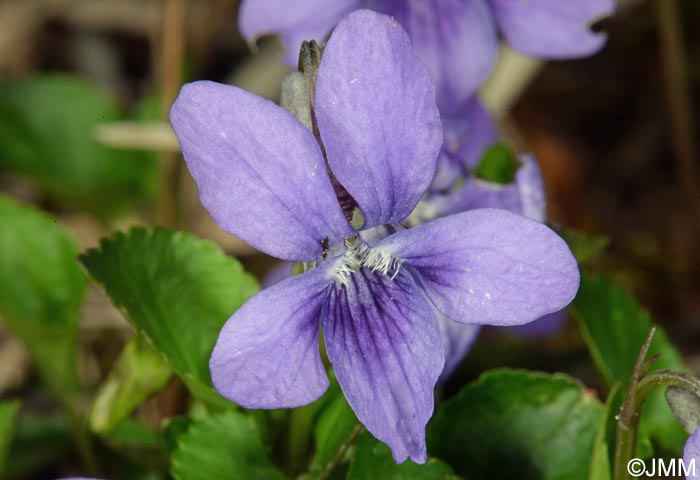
[170,81,353,261]
[238,0,361,66]
[371,0,498,110]
[489,0,615,58]
[315,10,443,229]
[210,267,332,409]
[379,209,580,326]
[321,267,443,463]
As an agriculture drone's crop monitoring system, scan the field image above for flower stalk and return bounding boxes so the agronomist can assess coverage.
[613,327,700,479]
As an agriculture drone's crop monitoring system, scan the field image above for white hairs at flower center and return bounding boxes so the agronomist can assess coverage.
[331,240,403,287]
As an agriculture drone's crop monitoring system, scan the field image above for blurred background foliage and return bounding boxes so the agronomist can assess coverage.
[0,0,699,478]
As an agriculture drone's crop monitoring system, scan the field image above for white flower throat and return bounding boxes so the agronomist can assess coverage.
[330,239,402,288]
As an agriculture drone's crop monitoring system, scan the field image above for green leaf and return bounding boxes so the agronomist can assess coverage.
[557,228,609,264]
[102,417,168,472]
[348,432,460,480]
[0,74,156,216]
[307,384,358,478]
[427,369,603,480]
[474,144,517,184]
[0,401,21,475]
[79,227,259,408]
[162,416,192,457]
[170,411,286,480]
[90,336,172,434]
[588,384,623,480]
[0,195,85,399]
[571,275,686,453]
[104,417,162,451]
[4,413,72,479]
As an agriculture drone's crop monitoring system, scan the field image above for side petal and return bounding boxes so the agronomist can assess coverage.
[371,0,498,110]
[379,209,580,326]
[449,179,521,215]
[321,268,443,463]
[410,179,520,224]
[315,10,443,228]
[210,267,332,408]
[444,154,546,219]
[170,81,353,261]
[238,0,361,66]
[489,0,615,58]
[412,154,546,223]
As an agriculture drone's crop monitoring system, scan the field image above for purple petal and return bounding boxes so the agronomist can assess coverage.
[430,150,465,193]
[379,209,579,326]
[170,81,353,261]
[453,180,521,215]
[238,0,361,66]
[489,0,615,58]
[411,179,519,225]
[431,99,498,191]
[438,315,480,382]
[315,10,443,229]
[371,0,498,110]
[685,428,700,480]
[321,267,443,463]
[415,154,546,223]
[449,99,499,169]
[210,268,332,408]
[443,154,546,220]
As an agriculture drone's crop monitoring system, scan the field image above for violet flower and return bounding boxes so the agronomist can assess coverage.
[171,10,579,463]
[240,0,615,112]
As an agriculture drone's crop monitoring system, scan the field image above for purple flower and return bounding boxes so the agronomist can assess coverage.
[240,0,615,112]
[411,154,545,225]
[685,428,700,480]
[170,10,579,463]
